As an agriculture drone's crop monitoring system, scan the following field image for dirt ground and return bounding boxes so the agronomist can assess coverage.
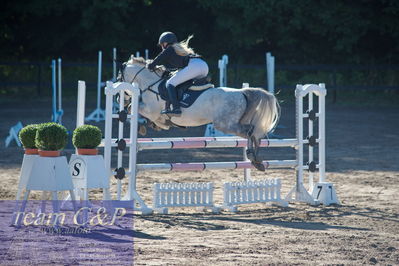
[0,96,398,265]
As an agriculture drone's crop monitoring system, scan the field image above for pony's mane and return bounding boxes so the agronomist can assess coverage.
[127,55,147,66]
[126,55,167,76]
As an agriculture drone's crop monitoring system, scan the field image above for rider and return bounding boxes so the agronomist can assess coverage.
[146,32,209,115]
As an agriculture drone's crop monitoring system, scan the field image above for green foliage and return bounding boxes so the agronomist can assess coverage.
[35,122,68,151]
[18,124,40,149]
[72,125,102,149]
[198,0,399,64]
[1,0,398,100]
[1,0,399,64]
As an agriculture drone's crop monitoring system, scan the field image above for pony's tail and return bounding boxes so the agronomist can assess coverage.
[239,88,280,139]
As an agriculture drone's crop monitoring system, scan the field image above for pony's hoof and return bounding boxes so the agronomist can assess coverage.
[148,122,162,131]
[138,125,147,136]
[252,161,266,171]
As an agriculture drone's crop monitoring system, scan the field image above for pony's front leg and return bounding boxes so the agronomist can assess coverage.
[137,118,168,135]
[139,113,170,131]
[152,119,170,130]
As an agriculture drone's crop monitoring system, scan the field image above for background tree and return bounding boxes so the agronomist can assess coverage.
[0,0,398,64]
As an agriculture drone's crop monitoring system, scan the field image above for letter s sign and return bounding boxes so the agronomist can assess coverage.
[69,158,86,179]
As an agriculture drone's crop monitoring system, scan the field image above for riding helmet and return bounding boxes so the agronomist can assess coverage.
[158,32,178,45]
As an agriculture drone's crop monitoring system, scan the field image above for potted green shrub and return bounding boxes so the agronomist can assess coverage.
[19,124,40,154]
[72,125,102,155]
[35,122,68,157]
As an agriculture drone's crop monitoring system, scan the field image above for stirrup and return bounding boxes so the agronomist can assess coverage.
[160,108,171,114]
[163,108,182,116]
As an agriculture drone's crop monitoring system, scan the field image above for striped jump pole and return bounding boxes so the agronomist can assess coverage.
[137,160,299,172]
[99,138,300,149]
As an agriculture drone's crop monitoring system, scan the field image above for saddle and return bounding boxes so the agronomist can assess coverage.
[158,77,214,109]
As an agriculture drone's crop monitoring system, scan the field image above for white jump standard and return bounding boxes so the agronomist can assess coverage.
[104,82,152,214]
[101,81,339,214]
[285,84,339,205]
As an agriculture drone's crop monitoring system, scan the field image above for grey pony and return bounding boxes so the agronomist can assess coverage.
[119,56,280,171]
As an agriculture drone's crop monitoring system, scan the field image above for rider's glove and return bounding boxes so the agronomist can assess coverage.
[146,62,155,71]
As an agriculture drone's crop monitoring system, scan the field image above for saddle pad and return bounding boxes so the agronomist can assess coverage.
[158,80,210,108]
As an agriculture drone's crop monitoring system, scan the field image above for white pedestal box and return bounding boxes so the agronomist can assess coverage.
[311,182,340,206]
[27,156,75,191]
[12,156,77,226]
[69,154,110,200]
[16,154,38,200]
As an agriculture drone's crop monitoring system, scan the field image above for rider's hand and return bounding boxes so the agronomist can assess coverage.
[146,62,155,71]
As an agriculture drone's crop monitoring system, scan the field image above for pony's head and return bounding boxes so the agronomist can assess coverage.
[116,56,166,108]
[117,55,165,84]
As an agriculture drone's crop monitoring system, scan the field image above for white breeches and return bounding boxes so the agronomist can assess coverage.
[166,58,209,87]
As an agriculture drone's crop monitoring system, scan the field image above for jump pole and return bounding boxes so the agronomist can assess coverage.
[75,80,86,155]
[76,81,86,128]
[51,60,56,121]
[205,54,230,137]
[112,48,117,82]
[97,51,102,113]
[51,59,63,124]
[58,58,62,124]
[100,138,299,149]
[266,52,286,139]
[218,54,228,87]
[266,52,275,94]
[85,51,105,122]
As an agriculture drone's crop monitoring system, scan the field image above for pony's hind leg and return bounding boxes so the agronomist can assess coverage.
[246,137,255,162]
[213,120,265,171]
[247,136,265,171]
[241,124,254,138]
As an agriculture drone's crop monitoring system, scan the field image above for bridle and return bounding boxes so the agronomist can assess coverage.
[118,62,162,98]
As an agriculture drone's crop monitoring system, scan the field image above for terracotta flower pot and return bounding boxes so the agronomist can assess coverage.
[77,148,98,155]
[24,148,39,155]
[38,150,61,157]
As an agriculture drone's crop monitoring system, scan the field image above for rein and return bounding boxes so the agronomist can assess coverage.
[144,78,163,100]
[121,64,163,100]
[131,66,146,83]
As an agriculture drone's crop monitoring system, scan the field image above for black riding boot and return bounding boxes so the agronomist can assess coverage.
[161,84,182,115]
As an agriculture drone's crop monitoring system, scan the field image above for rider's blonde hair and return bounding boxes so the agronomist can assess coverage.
[172,35,195,56]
